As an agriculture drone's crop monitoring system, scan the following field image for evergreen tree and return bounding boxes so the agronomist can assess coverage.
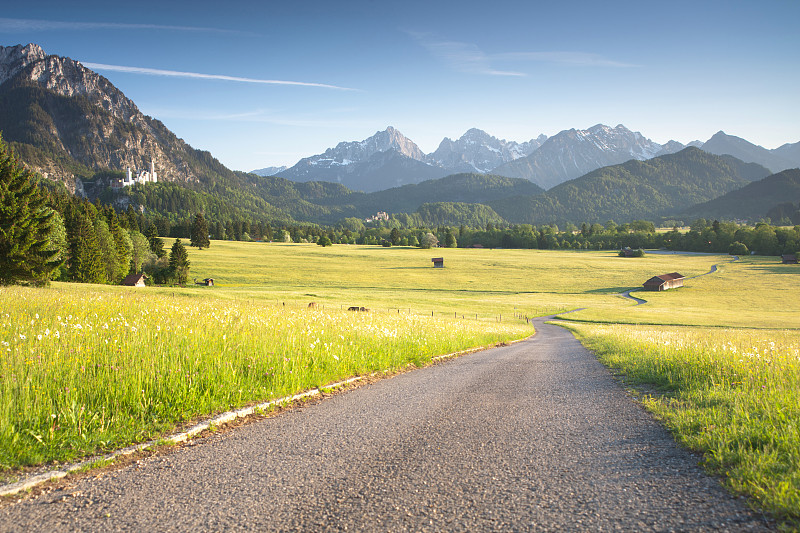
[47,211,69,281]
[169,238,190,285]
[0,135,61,285]
[94,219,116,283]
[145,222,166,258]
[109,214,133,281]
[68,210,104,283]
[190,213,210,249]
[126,205,141,233]
[444,229,457,248]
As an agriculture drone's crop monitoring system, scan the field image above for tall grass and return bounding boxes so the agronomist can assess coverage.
[0,285,531,471]
[564,322,800,523]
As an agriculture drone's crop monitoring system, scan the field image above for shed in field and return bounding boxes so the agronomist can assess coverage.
[782,254,798,264]
[122,273,146,287]
[431,257,444,268]
[642,272,685,291]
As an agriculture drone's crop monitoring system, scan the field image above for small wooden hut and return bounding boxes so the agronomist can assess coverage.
[781,254,798,264]
[642,272,684,291]
[122,273,146,287]
[431,257,444,268]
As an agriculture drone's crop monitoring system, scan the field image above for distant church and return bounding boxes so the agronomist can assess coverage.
[111,161,158,189]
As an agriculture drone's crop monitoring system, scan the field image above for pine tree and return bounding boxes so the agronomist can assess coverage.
[389,227,401,245]
[444,229,457,248]
[169,238,190,285]
[68,209,105,283]
[145,222,166,258]
[125,205,140,232]
[190,213,210,249]
[109,214,133,281]
[0,135,61,285]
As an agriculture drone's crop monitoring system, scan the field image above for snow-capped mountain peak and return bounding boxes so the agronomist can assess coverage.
[428,128,546,174]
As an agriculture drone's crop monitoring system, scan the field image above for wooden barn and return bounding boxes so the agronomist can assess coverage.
[122,273,146,287]
[782,254,798,264]
[431,257,444,268]
[642,272,685,291]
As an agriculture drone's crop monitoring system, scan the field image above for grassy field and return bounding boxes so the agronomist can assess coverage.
[185,241,725,319]
[0,283,529,471]
[1,241,798,523]
[565,254,800,329]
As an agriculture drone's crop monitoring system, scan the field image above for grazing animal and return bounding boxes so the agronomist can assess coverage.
[348,306,369,312]
[308,302,317,308]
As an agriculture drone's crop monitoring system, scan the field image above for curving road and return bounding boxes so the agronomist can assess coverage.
[1,320,771,531]
[620,254,740,306]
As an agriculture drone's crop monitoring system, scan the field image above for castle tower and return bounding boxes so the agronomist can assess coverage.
[150,160,157,183]
[126,167,132,183]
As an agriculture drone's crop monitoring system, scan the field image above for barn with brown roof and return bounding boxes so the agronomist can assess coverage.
[782,254,798,264]
[642,272,685,291]
[121,273,146,287]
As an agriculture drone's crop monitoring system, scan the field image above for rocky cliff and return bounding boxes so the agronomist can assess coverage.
[0,43,233,192]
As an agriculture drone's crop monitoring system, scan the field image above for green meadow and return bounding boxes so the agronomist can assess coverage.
[184,241,726,319]
[1,241,798,524]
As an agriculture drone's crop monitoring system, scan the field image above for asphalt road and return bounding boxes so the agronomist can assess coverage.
[1,320,772,531]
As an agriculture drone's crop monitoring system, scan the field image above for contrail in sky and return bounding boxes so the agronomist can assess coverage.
[0,17,245,35]
[83,63,358,91]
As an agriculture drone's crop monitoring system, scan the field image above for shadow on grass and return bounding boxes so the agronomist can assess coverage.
[746,264,800,276]
[585,287,637,294]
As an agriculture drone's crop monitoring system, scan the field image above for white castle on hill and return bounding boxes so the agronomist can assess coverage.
[111,161,158,189]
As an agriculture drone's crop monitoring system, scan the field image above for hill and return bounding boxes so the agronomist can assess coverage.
[487,148,770,225]
[0,44,313,225]
[310,173,543,221]
[701,131,800,173]
[681,168,800,222]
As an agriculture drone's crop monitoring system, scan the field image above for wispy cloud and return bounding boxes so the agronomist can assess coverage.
[144,107,371,129]
[496,51,637,68]
[408,32,524,77]
[0,17,245,35]
[83,63,358,91]
[408,31,637,76]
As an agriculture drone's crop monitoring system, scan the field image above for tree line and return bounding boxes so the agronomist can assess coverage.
[3,133,798,288]
[0,134,192,286]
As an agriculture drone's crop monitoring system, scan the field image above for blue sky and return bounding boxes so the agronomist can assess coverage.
[1,0,798,171]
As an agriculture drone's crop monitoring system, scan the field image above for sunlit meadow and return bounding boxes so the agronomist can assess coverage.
[0,285,531,471]
[564,323,800,522]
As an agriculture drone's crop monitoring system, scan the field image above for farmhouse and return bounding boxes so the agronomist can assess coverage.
[782,254,798,264]
[642,272,685,291]
[121,273,146,287]
[431,257,444,268]
[195,278,214,286]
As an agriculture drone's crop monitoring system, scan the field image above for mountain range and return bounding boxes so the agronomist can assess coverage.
[1,42,799,229]
[268,123,800,193]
